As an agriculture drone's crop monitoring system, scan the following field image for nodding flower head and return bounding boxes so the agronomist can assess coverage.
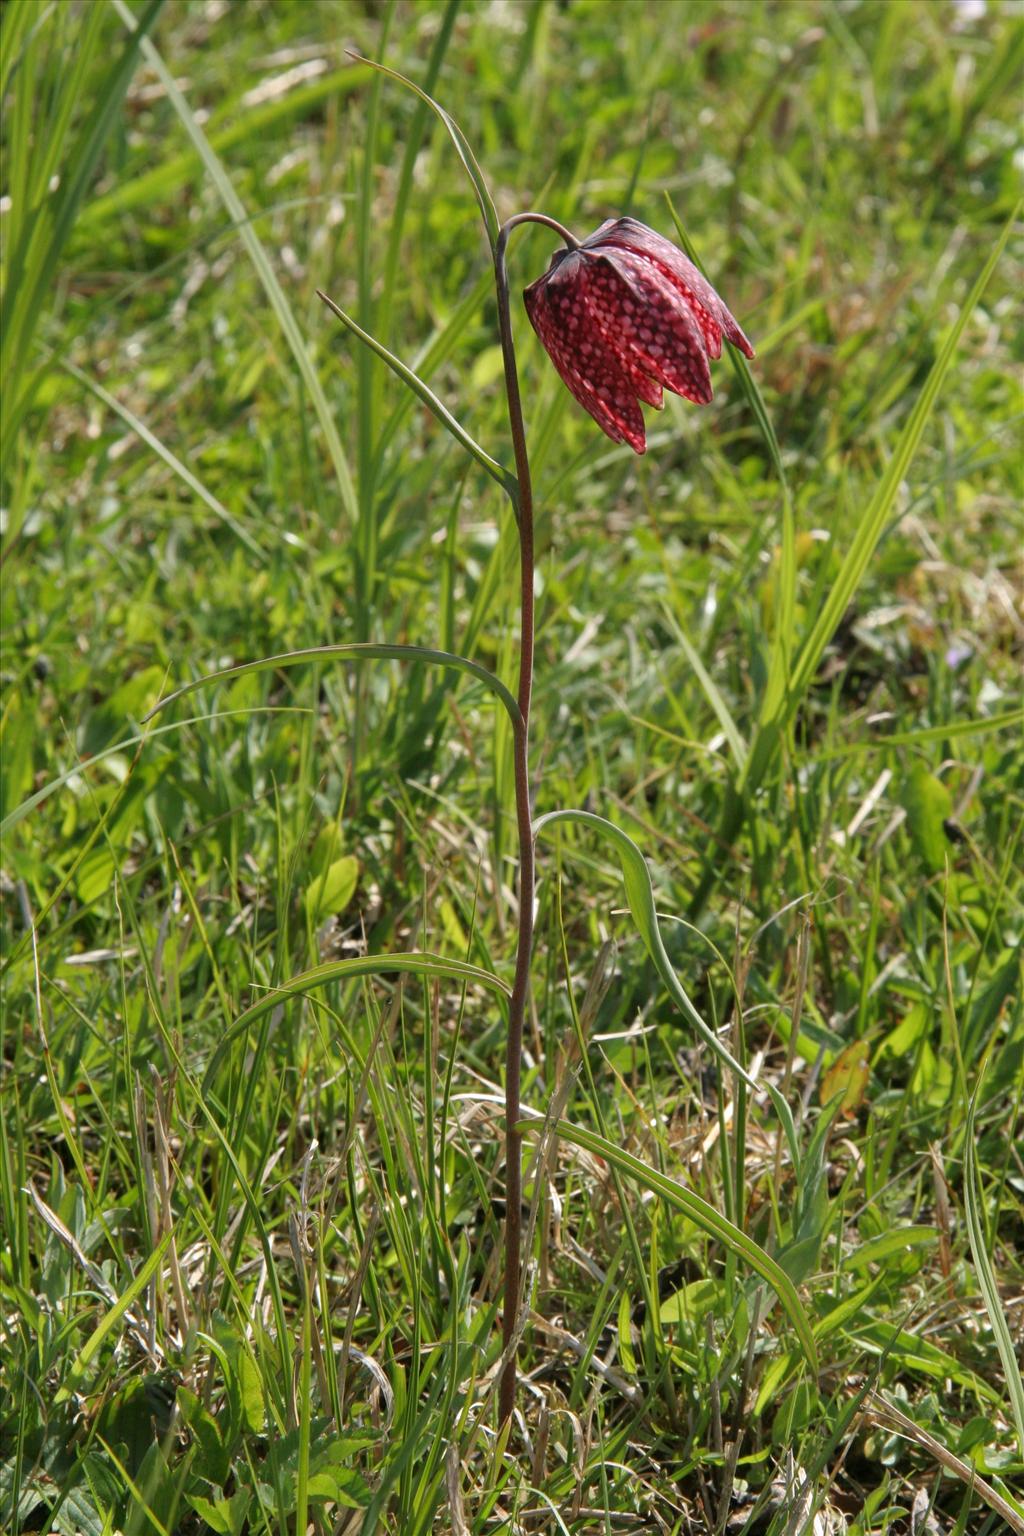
[523,216,754,454]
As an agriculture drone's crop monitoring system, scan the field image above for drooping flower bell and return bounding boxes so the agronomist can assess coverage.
[523,216,754,454]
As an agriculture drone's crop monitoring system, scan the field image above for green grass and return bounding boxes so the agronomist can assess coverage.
[2,1,1023,1532]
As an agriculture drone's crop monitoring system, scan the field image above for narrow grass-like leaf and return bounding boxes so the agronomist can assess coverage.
[864,1394,1024,1534]
[964,1063,1024,1456]
[375,266,493,476]
[203,954,510,1088]
[534,808,800,1168]
[660,602,748,772]
[353,4,392,641]
[519,1116,817,1372]
[110,0,359,527]
[1,0,164,469]
[349,52,500,252]
[808,707,1024,758]
[779,203,1018,724]
[0,709,309,835]
[79,65,371,230]
[665,202,796,747]
[376,0,460,351]
[57,354,263,557]
[666,199,786,486]
[317,291,515,499]
[55,1230,172,1401]
[142,642,522,731]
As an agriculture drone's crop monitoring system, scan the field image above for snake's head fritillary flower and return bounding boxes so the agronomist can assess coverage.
[523,216,754,454]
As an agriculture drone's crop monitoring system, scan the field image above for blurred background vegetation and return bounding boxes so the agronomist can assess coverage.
[2,1,1022,1532]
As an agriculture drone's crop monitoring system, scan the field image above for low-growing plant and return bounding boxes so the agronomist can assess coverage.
[144,61,1014,1442]
[152,61,821,1429]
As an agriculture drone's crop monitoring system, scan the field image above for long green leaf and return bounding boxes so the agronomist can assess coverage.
[808,706,1024,760]
[533,808,800,1168]
[317,291,515,499]
[1,0,164,469]
[665,202,796,755]
[520,1116,817,1372]
[666,199,786,485]
[964,1063,1024,1456]
[203,953,510,1088]
[376,0,460,352]
[0,708,309,836]
[660,602,748,773]
[142,642,522,731]
[110,0,359,528]
[375,266,494,475]
[57,354,262,557]
[349,52,500,252]
[779,203,1018,728]
[55,1230,172,1401]
[78,64,371,230]
[4,638,523,835]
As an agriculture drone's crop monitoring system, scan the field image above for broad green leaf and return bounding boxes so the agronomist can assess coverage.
[49,1483,106,1536]
[842,1226,938,1273]
[304,855,359,922]
[235,1343,265,1434]
[900,763,953,874]
[186,1493,250,1536]
[851,1319,998,1403]
[177,1387,229,1486]
[75,847,117,906]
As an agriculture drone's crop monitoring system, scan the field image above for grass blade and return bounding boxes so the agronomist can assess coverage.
[0,709,306,837]
[54,1230,172,1401]
[79,65,371,231]
[376,0,460,352]
[780,202,1019,726]
[57,354,263,557]
[659,601,748,773]
[110,0,359,528]
[963,1063,1024,1456]
[665,201,796,763]
[1,0,164,472]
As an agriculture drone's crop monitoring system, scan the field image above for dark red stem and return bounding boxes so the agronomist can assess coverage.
[492,212,575,1425]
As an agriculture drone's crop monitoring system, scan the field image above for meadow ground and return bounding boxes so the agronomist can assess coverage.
[1,1,1022,1532]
